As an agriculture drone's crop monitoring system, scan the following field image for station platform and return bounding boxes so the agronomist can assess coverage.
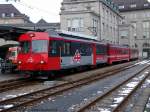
[0,70,24,82]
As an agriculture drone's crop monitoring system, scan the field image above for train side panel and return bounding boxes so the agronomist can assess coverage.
[129,48,139,60]
[107,44,130,64]
[59,40,93,69]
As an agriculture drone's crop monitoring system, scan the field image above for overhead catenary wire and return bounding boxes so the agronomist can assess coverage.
[15,1,58,15]
[3,0,58,16]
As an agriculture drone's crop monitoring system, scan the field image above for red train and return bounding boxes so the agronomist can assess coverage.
[17,31,138,77]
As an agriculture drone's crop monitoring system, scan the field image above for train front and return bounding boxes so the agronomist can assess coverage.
[17,32,49,76]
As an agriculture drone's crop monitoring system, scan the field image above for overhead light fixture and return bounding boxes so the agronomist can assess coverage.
[148,0,150,3]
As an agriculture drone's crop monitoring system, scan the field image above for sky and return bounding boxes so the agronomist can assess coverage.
[0,0,63,23]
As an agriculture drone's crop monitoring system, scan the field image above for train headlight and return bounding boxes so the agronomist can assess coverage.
[40,60,44,64]
[18,61,22,64]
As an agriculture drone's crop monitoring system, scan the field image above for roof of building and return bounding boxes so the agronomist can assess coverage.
[36,19,49,25]
[0,4,23,17]
[112,0,150,12]
[35,19,60,28]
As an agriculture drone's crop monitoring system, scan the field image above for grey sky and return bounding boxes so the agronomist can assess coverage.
[0,0,63,23]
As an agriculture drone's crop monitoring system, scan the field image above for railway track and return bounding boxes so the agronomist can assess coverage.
[75,66,150,112]
[0,78,40,93]
[144,97,150,112]
[0,61,143,112]
[0,61,137,94]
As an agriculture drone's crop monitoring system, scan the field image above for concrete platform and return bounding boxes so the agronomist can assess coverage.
[0,69,24,82]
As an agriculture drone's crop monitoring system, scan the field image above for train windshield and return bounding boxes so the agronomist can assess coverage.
[7,51,16,57]
[20,41,30,53]
[32,40,48,53]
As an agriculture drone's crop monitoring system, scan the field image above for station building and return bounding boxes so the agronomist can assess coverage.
[113,0,150,58]
[60,0,123,44]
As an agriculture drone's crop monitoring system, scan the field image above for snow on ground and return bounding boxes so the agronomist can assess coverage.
[134,60,150,65]
[97,108,111,112]
[113,97,124,104]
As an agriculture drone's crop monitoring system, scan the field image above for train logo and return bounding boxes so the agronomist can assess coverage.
[73,50,81,63]
[27,57,33,63]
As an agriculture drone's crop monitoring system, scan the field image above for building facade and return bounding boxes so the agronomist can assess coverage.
[60,0,123,43]
[0,4,31,47]
[119,24,135,48]
[0,4,60,30]
[0,4,30,24]
[113,0,150,58]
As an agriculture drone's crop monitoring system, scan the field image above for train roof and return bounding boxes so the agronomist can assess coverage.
[46,30,107,45]
[108,43,129,48]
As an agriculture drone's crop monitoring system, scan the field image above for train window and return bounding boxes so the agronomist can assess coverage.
[70,42,79,56]
[123,50,128,54]
[32,40,48,53]
[96,45,107,55]
[80,43,92,56]
[20,41,30,53]
[66,42,71,55]
[49,40,60,56]
[70,42,92,56]
[62,42,71,56]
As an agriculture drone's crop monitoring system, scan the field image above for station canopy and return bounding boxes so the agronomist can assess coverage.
[0,25,33,59]
[0,25,32,41]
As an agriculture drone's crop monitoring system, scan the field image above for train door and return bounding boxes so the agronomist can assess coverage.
[60,41,71,69]
[48,40,61,70]
[92,44,96,65]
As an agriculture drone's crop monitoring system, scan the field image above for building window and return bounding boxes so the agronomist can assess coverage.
[92,19,98,36]
[118,5,124,9]
[143,32,150,38]
[120,30,128,38]
[131,22,137,29]
[143,21,149,29]
[102,23,105,35]
[67,18,84,32]
[130,4,136,8]
[143,43,150,47]
[135,44,138,48]
[67,19,71,31]
[11,13,14,17]
[144,4,149,7]
[2,13,5,18]
[143,21,150,38]
[130,13,137,18]
[131,22,137,37]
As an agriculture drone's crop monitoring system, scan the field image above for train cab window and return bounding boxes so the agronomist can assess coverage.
[20,41,30,53]
[32,40,48,53]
